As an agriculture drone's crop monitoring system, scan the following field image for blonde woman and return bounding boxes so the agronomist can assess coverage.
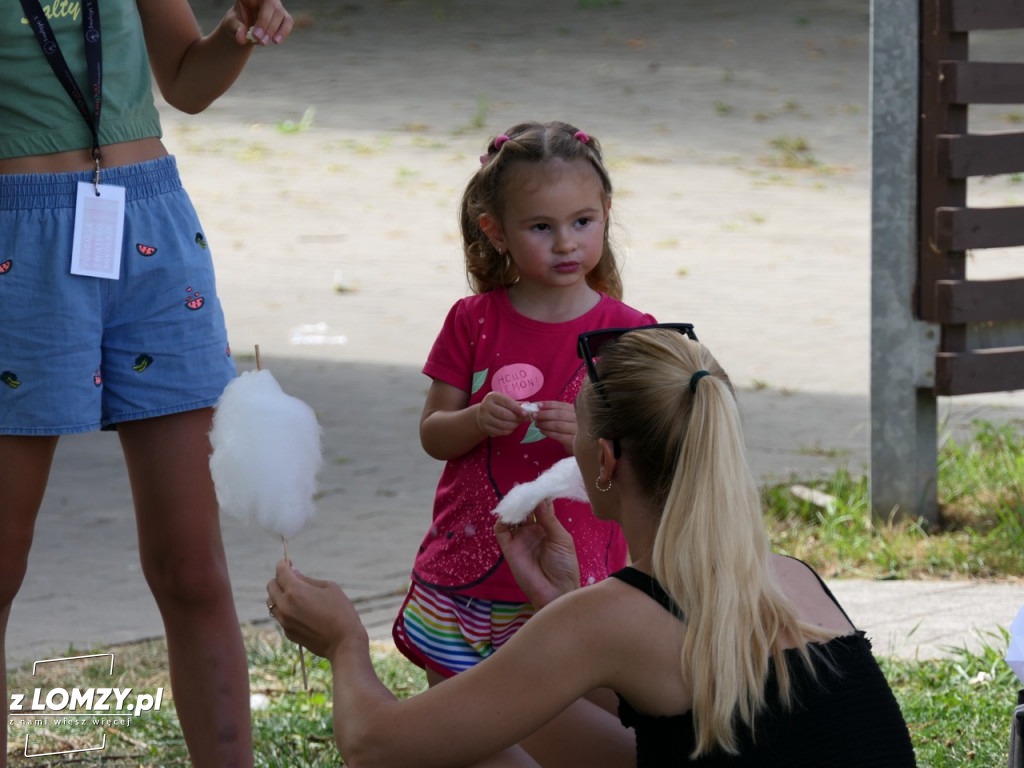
[268,327,917,767]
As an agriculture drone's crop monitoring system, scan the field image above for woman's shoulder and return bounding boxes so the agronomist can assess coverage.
[555,575,685,645]
[551,575,693,715]
[536,573,676,646]
[770,554,857,635]
[504,578,642,679]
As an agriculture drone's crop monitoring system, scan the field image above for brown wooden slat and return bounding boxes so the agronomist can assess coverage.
[935,346,1024,395]
[918,10,968,323]
[941,61,1024,104]
[937,132,1024,177]
[948,0,1024,30]
[935,278,1024,323]
[935,206,1024,250]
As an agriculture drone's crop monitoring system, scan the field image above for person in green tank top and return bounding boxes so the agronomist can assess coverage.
[0,3,292,767]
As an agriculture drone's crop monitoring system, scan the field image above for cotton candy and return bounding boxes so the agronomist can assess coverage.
[492,456,589,524]
[209,369,322,540]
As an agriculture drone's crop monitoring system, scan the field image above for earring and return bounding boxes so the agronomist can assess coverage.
[595,475,612,493]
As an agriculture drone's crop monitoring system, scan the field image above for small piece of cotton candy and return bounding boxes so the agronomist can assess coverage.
[493,456,589,525]
[520,402,540,415]
[209,369,322,540]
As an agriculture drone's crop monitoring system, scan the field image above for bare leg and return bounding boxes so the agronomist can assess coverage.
[423,668,540,767]
[427,668,633,768]
[118,410,251,768]
[518,692,635,768]
[0,436,59,768]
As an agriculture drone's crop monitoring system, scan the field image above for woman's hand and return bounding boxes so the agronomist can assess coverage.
[495,500,580,609]
[266,560,367,659]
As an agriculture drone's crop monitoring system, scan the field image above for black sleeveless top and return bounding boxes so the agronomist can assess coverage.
[610,564,918,767]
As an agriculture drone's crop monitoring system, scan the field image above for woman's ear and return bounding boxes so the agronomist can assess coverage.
[597,437,618,481]
[479,214,505,252]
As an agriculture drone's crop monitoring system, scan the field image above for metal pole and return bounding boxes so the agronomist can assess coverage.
[869,0,940,524]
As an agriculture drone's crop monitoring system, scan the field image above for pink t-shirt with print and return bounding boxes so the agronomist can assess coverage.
[412,289,655,602]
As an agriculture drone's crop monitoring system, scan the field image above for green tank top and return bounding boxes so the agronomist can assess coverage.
[0,0,162,159]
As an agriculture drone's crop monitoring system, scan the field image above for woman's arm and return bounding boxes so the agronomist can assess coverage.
[268,562,634,768]
[419,379,530,461]
[136,0,293,114]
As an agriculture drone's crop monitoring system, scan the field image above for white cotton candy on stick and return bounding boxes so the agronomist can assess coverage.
[209,352,321,690]
[209,367,323,542]
[493,457,589,524]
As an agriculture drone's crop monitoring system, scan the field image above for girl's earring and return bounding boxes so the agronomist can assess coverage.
[595,475,612,493]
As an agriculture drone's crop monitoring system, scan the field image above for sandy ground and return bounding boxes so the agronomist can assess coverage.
[175,0,1024,395]
[8,0,1024,669]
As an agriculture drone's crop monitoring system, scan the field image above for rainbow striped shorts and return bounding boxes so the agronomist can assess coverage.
[392,580,535,677]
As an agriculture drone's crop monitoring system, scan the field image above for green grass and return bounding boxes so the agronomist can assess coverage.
[6,631,426,767]
[766,419,1024,579]
[6,420,1023,766]
[9,629,1017,767]
[882,630,1018,767]
[761,135,819,169]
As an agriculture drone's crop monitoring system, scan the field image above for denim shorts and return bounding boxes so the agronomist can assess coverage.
[0,156,236,435]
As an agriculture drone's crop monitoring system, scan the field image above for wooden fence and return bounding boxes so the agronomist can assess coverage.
[869,0,1024,522]
[919,0,1024,396]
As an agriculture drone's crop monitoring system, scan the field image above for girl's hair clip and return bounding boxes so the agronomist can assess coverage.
[574,130,590,144]
[481,135,511,165]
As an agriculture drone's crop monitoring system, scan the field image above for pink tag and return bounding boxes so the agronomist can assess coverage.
[491,363,544,400]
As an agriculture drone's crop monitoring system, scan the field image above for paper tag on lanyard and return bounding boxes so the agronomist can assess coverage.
[71,181,125,279]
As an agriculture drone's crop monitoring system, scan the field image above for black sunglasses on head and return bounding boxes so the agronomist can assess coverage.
[577,323,699,390]
[576,322,698,458]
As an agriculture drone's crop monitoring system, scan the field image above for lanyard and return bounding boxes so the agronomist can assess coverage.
[19,0,103,187]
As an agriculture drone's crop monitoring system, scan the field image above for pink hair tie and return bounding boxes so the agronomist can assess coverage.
[574,130,590,144]
[481,135,511,165]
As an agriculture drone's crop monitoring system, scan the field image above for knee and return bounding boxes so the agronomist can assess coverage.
[141,548,233,610]
[0,562,30,612]
[0,535,34,610]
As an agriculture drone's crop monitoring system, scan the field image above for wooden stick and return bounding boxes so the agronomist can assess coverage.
[253,344,308,690]
[283,538,309,690]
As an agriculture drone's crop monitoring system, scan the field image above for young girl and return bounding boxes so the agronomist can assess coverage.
[391,122,655,686]
[0,2,291,766]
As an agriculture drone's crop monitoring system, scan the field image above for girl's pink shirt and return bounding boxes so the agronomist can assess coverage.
[411,288,655,601]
